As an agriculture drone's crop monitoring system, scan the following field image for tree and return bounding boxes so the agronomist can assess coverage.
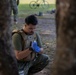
[0,0,19,75]
[51,0,76,75]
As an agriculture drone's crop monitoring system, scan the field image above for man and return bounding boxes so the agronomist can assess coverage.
[16,0,19,5]
[11,0,18,24]
[12,15,50,75]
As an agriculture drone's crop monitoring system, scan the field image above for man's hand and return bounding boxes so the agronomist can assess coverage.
[31,41,41,53]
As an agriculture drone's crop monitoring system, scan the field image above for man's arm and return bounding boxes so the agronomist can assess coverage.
[36,33,43,53]
[12,33,32,60]
[14,48,32,60]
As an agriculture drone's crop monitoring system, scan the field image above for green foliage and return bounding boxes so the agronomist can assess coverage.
[18,4,56,17]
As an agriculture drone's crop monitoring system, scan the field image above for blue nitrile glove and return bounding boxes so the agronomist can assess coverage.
[31,41,41,53]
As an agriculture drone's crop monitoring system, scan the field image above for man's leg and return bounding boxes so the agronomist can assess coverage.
[13,7,18,24]
[24,62,33,75]
[18,61,33,75]
[28,54,50,75]
[11,0,18,24]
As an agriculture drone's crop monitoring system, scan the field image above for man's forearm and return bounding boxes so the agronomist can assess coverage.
[15,48,32,60]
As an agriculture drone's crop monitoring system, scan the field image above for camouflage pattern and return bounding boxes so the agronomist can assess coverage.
[10,0,18,21]
[16,0,19,5]
[18,54,50,75]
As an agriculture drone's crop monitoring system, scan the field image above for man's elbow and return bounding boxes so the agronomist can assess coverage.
[15,54,21,60]
[15,52,23,60]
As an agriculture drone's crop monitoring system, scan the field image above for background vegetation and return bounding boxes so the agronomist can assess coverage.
[18,0,56,17]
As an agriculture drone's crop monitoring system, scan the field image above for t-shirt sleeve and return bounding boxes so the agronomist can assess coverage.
[12,33,22,51]
[36,33,43,48]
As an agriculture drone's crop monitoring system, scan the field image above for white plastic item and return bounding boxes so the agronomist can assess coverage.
[19,70,24,75]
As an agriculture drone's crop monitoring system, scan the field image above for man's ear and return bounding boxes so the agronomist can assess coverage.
[25,24,26,27]
[25,24,28,27]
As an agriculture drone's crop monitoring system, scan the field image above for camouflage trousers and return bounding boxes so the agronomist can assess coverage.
[12,6,18,22]
[18,54,50,75]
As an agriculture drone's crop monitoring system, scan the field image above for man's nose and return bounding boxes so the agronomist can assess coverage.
[32,29,34,31]
[30,30,34,32]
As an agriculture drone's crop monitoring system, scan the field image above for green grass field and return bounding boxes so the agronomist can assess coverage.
[18,0,56,17]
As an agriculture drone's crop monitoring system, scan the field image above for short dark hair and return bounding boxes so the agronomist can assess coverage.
[25,15,38,25]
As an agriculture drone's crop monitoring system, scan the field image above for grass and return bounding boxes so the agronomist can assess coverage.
[18,4,56,17]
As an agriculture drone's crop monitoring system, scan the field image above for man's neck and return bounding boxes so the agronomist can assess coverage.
[21,28,28,35]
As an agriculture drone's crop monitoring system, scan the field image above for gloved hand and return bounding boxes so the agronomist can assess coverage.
[31,41,41,53]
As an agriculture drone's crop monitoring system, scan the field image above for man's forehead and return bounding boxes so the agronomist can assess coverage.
[28,24,36,27]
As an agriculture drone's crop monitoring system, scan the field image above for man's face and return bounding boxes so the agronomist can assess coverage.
[25,24,36,35]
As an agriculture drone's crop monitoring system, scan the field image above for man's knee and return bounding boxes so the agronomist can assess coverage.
[39,54,50,66]
[34,54,50,69]
[28,54,50,74]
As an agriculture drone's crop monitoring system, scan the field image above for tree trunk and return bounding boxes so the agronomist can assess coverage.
[0,0,19,75]
[51,0,76,75]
